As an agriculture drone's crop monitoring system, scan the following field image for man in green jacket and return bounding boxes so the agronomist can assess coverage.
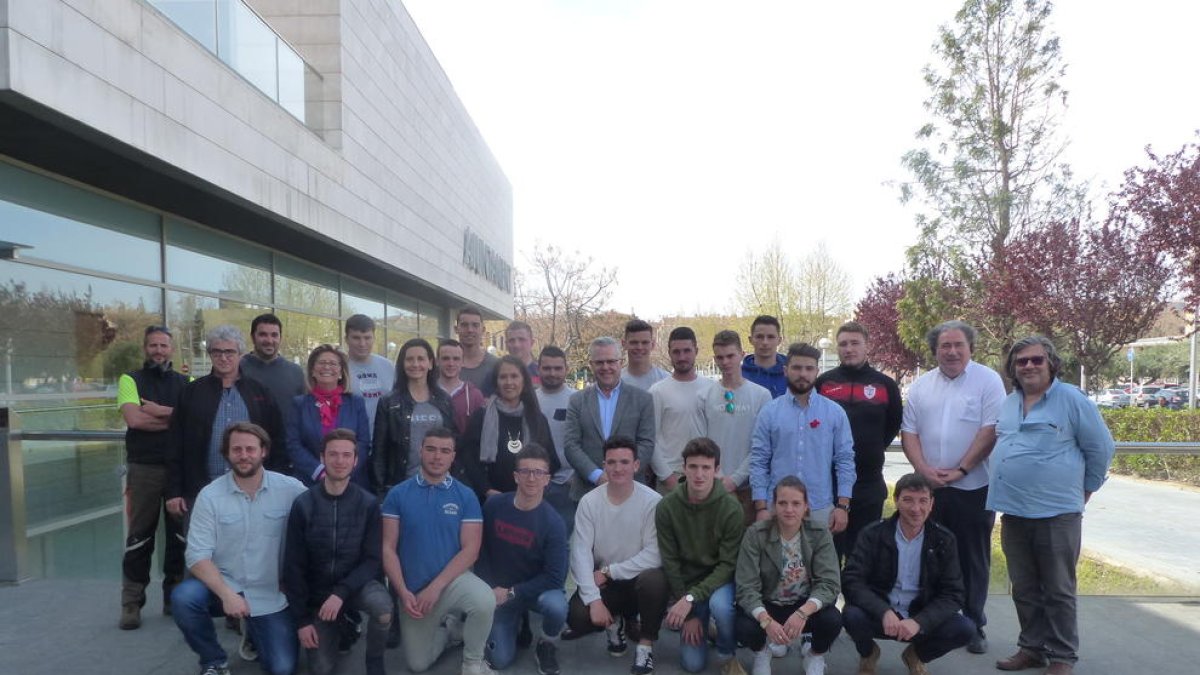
[656,437,746,675]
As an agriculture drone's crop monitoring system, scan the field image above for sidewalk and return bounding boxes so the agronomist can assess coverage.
[2,577,1197,674]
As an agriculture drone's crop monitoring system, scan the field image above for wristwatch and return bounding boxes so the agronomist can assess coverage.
[758,615,771,630]
[506,588,516,601]
[684,593,695,603]
[600,565,610,578]
[834,502,851,513]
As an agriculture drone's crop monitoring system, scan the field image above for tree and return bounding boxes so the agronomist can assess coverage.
[515,244,618,366]
[735,238,853,344]
[902,0,1084,359]
[988,218,1170,390]
[855,274,923,379]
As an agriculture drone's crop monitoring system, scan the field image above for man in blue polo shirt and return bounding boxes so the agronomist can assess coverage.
[381,426,497,675]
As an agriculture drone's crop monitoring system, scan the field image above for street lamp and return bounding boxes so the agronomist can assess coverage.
[818,336,832,372]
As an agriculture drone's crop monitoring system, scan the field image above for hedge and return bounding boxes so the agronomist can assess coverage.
[1100,408,1200,486]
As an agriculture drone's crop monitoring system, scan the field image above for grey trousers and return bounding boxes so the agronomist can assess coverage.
[1000,512,1082,665]
[305,580,392,675]
[398,572,496,672]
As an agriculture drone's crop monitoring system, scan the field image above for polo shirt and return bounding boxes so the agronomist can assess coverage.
[901,360,1006,491]
[381,474,482,593]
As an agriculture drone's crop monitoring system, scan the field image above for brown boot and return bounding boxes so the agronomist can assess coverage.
[901,645,929,675]
[857,642,880,675]
[119,604,141,630]
[995,649,1048,671]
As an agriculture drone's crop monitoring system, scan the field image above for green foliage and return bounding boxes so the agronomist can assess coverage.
[1100,408,1200,485]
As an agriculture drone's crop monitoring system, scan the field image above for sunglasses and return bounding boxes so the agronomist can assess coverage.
[1015,356,1046,367]
[723,389,735,413]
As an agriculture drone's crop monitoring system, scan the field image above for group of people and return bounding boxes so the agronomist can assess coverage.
[116,309,1115,675]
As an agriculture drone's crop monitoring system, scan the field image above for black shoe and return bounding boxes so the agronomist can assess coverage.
[535,640,561,675]
[339,612,363,654]
[630,647,654,675]
[968,630,988,654]
[606,618,627,657]
[517,612,533,649]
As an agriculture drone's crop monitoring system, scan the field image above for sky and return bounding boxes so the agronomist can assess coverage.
[402,0,1200,319]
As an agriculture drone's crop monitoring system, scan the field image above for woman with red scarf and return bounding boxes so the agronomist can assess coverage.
[285,344,373,489]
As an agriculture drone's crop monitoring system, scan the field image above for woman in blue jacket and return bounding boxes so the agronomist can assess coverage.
[286,344,372,489]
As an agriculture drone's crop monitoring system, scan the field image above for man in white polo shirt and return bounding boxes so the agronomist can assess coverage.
[900,320,1005,655]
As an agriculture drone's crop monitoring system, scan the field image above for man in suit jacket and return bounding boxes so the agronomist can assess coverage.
[565,337,656,500]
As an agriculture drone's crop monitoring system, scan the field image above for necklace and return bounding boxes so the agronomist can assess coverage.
[506,430,523,454]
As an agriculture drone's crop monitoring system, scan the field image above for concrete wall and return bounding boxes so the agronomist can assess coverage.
[0,0,512,315]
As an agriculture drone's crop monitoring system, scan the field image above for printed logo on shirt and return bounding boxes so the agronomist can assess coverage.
[355,372,384,399]
[443,503,460,516]
[495,519,535,548]
[863,384,877,400]
[412,413,442,424]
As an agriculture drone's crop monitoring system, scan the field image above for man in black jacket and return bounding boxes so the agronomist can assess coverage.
[285,429,391,675]
[841,473,975,675]
[118,325,190,629]
[165,324,284,520]
[815,321,902,562]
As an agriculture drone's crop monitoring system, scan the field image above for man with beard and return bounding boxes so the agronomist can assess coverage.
[171,422,306,675]
[648,327,715,492]
[815,321,902,561]
[750,343,855,530]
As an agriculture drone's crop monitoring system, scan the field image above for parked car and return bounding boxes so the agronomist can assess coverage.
[1095,389,1132,408]
[1152,388,1189,410]
[1128,385,1163,408]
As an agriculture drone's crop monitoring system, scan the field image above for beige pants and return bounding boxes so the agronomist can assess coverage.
[398,572,496,672]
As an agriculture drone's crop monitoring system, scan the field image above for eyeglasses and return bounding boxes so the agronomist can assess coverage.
[723,389,735,414]
[514,468,550,479]
[589,359,620,368]
[208,348,239,358]
[314,360,342,369]
[1015,356,1046,367]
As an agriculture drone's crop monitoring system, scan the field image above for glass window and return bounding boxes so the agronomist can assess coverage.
[165,290,266,378]
[275,310,339,367]
[147,0,218,52]
[165,219,271,304]
[277,40,306,122]
[419,302,445,340]
[0,262,162,430]
[274,255,338,317]
[217,0,278,99]
[0,161,162,281]
[387,295,419,357]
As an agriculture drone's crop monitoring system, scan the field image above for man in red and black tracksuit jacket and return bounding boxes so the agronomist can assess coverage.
[815,321,902,563]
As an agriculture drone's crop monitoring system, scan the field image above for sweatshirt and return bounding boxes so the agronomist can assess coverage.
[655,479,744,602]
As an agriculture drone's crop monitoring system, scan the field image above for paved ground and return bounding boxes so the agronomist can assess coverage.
[882,455,1200,591]
[1,577,1198,674]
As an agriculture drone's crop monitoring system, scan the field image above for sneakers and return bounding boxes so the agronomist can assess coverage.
[803,652,826,675]
[606,617,628,656]
[238,618,258,661]
[444,613,465,647]
[339,611,363,654]
[901,645,930,675]
[119,604,141,630]
[630,644,654,675]
[462,658,497,675]
[967,629,988,654]
[769,642,788,658]
[720,655,748,675]
[535,640,561,675]
[199,665,231,675]
[857,642,881,675]
[752,648,773,675]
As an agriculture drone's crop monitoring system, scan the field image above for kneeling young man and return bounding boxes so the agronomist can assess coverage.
[841,473,975,675]
[656,437,746,674]
[284,429,391,675]
[381,426,497,674]
[477,444,568,674]
[171,422,306,675]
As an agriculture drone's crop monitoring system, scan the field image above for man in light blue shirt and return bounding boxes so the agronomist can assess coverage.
[750,342,856,530]
[171,421,306,675]
[989,336,1115,675]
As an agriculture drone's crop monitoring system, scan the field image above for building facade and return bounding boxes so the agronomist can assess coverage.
[0,0,512,580]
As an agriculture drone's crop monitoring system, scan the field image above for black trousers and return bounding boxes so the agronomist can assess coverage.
[931,485,994,630]
[566,569,668,642]
[834,476,887,564]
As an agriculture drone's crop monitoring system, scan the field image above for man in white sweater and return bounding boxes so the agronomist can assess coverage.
[565,436,669,675]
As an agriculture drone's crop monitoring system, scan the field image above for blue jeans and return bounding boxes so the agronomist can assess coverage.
[172,578,298,675]
[486,589,568,669]
[679,582,736,673]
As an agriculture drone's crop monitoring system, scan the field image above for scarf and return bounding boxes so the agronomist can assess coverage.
[312,385,344,434]
[479,398,530,464]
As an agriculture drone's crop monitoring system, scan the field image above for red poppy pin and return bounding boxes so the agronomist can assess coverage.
[810,419,821,429]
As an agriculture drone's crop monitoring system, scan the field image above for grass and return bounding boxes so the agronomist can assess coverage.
[880,493,1184,596]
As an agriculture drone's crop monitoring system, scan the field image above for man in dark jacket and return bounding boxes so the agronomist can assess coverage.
[815,321,903,562]
[841,473,975,675]
[118,325,190,629]
[284,429,391,675]
[165,325,284,519]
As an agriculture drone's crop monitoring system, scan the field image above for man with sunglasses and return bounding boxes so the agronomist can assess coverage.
[118,325,190,630]
[703,330,770,526]
[901,320,1005,655]
[988,336,1114,675]
[476,444,569,674]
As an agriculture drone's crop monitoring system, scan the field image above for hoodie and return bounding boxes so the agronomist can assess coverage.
[655,478,745,602]
[741,353,788,398]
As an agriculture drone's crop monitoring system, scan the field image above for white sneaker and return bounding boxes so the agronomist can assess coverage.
[803,652,826,675]
[462,658,497,675]
[752,648,773,675]
[769,642,788,658]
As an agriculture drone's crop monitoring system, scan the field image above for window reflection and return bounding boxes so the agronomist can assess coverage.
[276,310,340,365]
[165,219,272,303]
[166,291,266,377]
[387,296,419,350]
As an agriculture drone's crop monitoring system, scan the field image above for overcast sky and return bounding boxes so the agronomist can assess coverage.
[403,0,1200,319]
